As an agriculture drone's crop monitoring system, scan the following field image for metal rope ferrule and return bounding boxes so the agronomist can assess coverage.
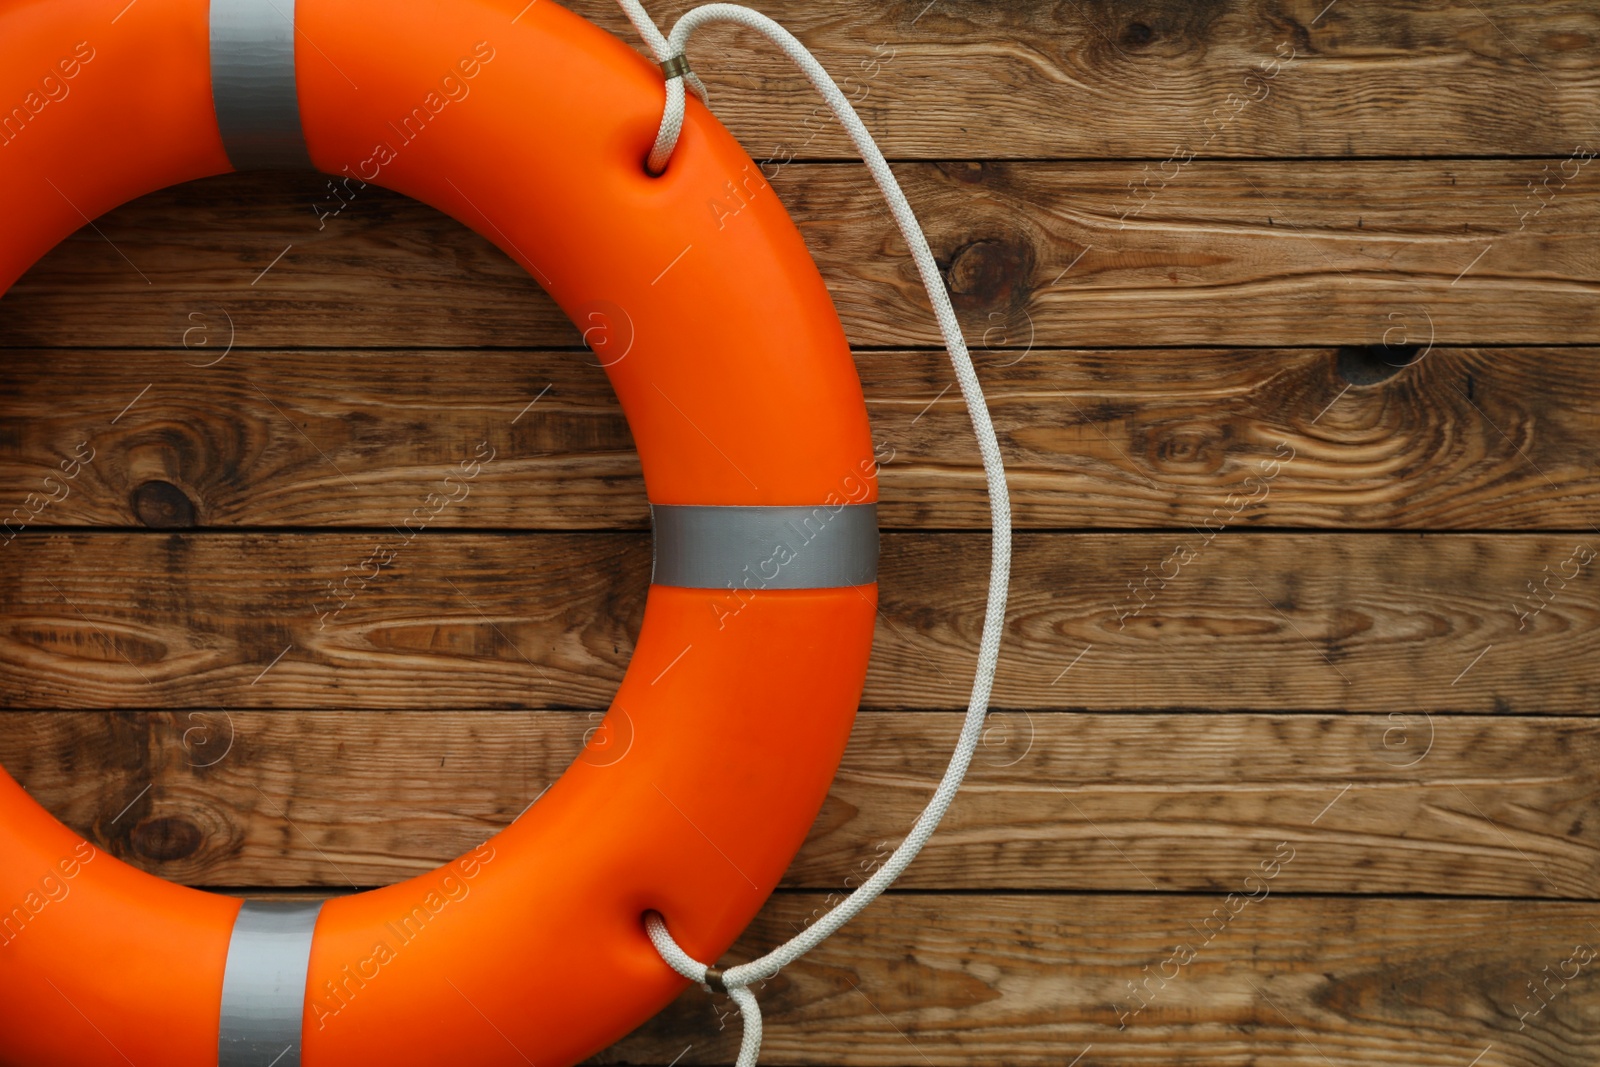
[659,53,693,81]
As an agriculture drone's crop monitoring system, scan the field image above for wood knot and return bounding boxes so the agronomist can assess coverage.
[1145,419,1229,475]
[937,161,988,185]
[132,480,197,528]
[1335,344,1421,386]
[943,238,1035,313]
[131,816,203,862]
[1122,21,1155,47]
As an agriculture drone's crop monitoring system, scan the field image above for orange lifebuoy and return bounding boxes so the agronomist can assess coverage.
[0,1,881,1065]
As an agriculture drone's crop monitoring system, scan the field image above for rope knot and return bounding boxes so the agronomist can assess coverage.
[646,913,767,1067]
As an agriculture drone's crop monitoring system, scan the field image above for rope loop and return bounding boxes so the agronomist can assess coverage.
[619,3,1014,1064]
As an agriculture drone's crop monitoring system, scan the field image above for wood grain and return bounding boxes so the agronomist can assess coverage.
[580,0,1600,161]
[0,532,1595,713]
[2,161,1597,349]
[0,4,1594,1062]
[591,893,1600,1066]
[1,346,1597,531]
[132,889,1600,1065]
[6,711,1594,898]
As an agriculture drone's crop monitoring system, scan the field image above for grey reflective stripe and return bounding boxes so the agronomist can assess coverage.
[219,900,323,1067]
[651,503,878,589]
[210,0,313,170]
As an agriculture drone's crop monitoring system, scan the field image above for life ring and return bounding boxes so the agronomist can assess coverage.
[0,1,881,1065]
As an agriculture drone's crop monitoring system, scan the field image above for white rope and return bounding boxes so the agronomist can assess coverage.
[614,0,711,108]
[618,3,1013,1063]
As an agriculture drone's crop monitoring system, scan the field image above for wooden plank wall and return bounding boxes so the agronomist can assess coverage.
[3,0,1599,1064]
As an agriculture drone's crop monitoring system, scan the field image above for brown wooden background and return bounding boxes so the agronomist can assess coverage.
[4,0,1600,1063]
